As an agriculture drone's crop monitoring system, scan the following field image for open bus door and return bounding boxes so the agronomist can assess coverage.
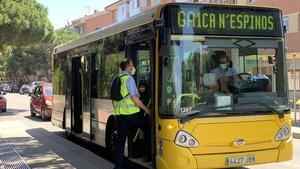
[71,57,83,134]
[71,56,92,140]
[127,39,156,167]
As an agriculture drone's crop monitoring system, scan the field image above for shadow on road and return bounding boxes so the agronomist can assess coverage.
[26,128,145,169]
[24,115,50,122]
[4,136,75,169]
[24,128,114,169]
[0,108,28,116]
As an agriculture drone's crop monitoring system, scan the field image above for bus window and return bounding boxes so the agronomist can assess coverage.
[160,37,289,117]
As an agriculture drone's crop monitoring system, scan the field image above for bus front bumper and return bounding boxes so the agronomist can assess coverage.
[194,149,279,168]
[156,137,292,169]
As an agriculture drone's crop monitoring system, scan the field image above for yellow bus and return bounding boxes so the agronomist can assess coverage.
[52,3,292,169]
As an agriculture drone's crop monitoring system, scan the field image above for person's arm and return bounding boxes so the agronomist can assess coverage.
[131,95,150,115]
[126,76,150,115]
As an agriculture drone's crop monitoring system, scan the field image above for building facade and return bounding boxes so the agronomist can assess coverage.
[105,0,252,24]
[61,0,255,35]
[60,10,114,36]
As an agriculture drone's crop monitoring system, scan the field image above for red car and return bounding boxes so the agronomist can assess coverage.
[30,83,53,120]
[0,93,6,112]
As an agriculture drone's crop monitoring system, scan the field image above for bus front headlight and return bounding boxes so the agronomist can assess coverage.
[175,131,199,148]
[275,124,290,141]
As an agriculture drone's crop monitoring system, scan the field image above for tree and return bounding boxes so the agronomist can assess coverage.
[0,0,54,46]
[4,30,79,83]
[54,30,80,46]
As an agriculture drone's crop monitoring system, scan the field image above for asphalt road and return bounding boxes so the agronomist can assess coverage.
[0,93,299,169]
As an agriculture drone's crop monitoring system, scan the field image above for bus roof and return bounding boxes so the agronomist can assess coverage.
[54,3,282,54]
[54,5,162,54]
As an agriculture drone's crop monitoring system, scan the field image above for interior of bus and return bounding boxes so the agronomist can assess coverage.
[159,36,289,118]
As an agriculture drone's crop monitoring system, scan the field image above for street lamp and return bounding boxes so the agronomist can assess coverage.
[293,53,296,123]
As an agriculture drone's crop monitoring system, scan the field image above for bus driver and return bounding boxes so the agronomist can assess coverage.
[211,52,238,93]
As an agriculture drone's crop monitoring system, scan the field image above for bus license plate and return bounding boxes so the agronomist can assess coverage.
[225,156,256,166]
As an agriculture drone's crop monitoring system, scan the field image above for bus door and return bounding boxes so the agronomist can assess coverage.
[127,40,154,160]
[71,57,83,134]
[71,56,92,140]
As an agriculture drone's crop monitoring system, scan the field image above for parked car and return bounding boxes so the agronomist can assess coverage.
[30,83,53,120]
[4,84,19,93]
[11,84,19,93]
[29,81,45,95]
[0,85,4,91]
[0,92,6,112]
[3,85,11,93]
[19,85,30,95]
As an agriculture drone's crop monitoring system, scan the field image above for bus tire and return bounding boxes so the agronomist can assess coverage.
[105,117,117,157]
[65,130,73,139]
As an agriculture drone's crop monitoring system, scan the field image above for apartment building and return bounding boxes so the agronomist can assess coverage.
[61,10,114,36]
[105,0,252,23]
[61,0,254,35]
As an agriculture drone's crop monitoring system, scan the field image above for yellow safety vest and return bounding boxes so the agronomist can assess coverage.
[113,74,140,115]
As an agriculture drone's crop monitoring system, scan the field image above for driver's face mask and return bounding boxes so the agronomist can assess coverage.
[220,63,228,70]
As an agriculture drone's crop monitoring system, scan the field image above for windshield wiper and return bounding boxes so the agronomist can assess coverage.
[179,104,239,123]
[179,102,284,123]
[242,102,284,119]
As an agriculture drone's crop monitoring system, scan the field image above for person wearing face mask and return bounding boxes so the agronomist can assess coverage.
[113,58,150,169]
[211,52,237,93]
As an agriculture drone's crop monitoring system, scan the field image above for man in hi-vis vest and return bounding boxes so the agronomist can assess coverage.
[113,58,150,169]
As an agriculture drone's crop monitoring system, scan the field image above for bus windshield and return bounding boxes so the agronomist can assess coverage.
[159,36,289,117]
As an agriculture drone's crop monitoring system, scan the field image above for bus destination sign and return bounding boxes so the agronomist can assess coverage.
[166,5,282,37]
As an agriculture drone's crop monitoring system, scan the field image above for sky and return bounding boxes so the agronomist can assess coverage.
[37,0,116,29]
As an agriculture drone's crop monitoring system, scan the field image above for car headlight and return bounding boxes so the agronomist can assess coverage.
[45,100,52,107]
[175,131,199,148]
[275,124,290,141]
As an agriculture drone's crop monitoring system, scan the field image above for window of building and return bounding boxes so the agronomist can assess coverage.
[137,0,140,8]
[131,0,135,9]
[288,70,300,90]
[232,0,237,4]
[248,0,256,3]
[218,0,227,4]
[121,5,124,14]
[156,0,161,4]
[283,17,289,33]
[175,0,193,2]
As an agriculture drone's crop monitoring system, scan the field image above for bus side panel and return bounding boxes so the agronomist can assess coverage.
[51,94,66,128]
[91,98,113,147]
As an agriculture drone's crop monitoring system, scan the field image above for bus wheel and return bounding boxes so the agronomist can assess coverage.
[106,119,117,157]
[65,131,73,139]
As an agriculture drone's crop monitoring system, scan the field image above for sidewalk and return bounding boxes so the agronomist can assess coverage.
[0,120,113,169]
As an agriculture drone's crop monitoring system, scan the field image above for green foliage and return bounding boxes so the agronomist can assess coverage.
[3,30,79,83]
[54,30,80,46]
[0,0,80,83]
[0,0,54,46]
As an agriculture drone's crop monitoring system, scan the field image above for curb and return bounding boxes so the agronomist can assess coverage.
[293,132,300,139]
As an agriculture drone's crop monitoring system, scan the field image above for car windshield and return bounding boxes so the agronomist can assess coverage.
[159,36,289,117]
